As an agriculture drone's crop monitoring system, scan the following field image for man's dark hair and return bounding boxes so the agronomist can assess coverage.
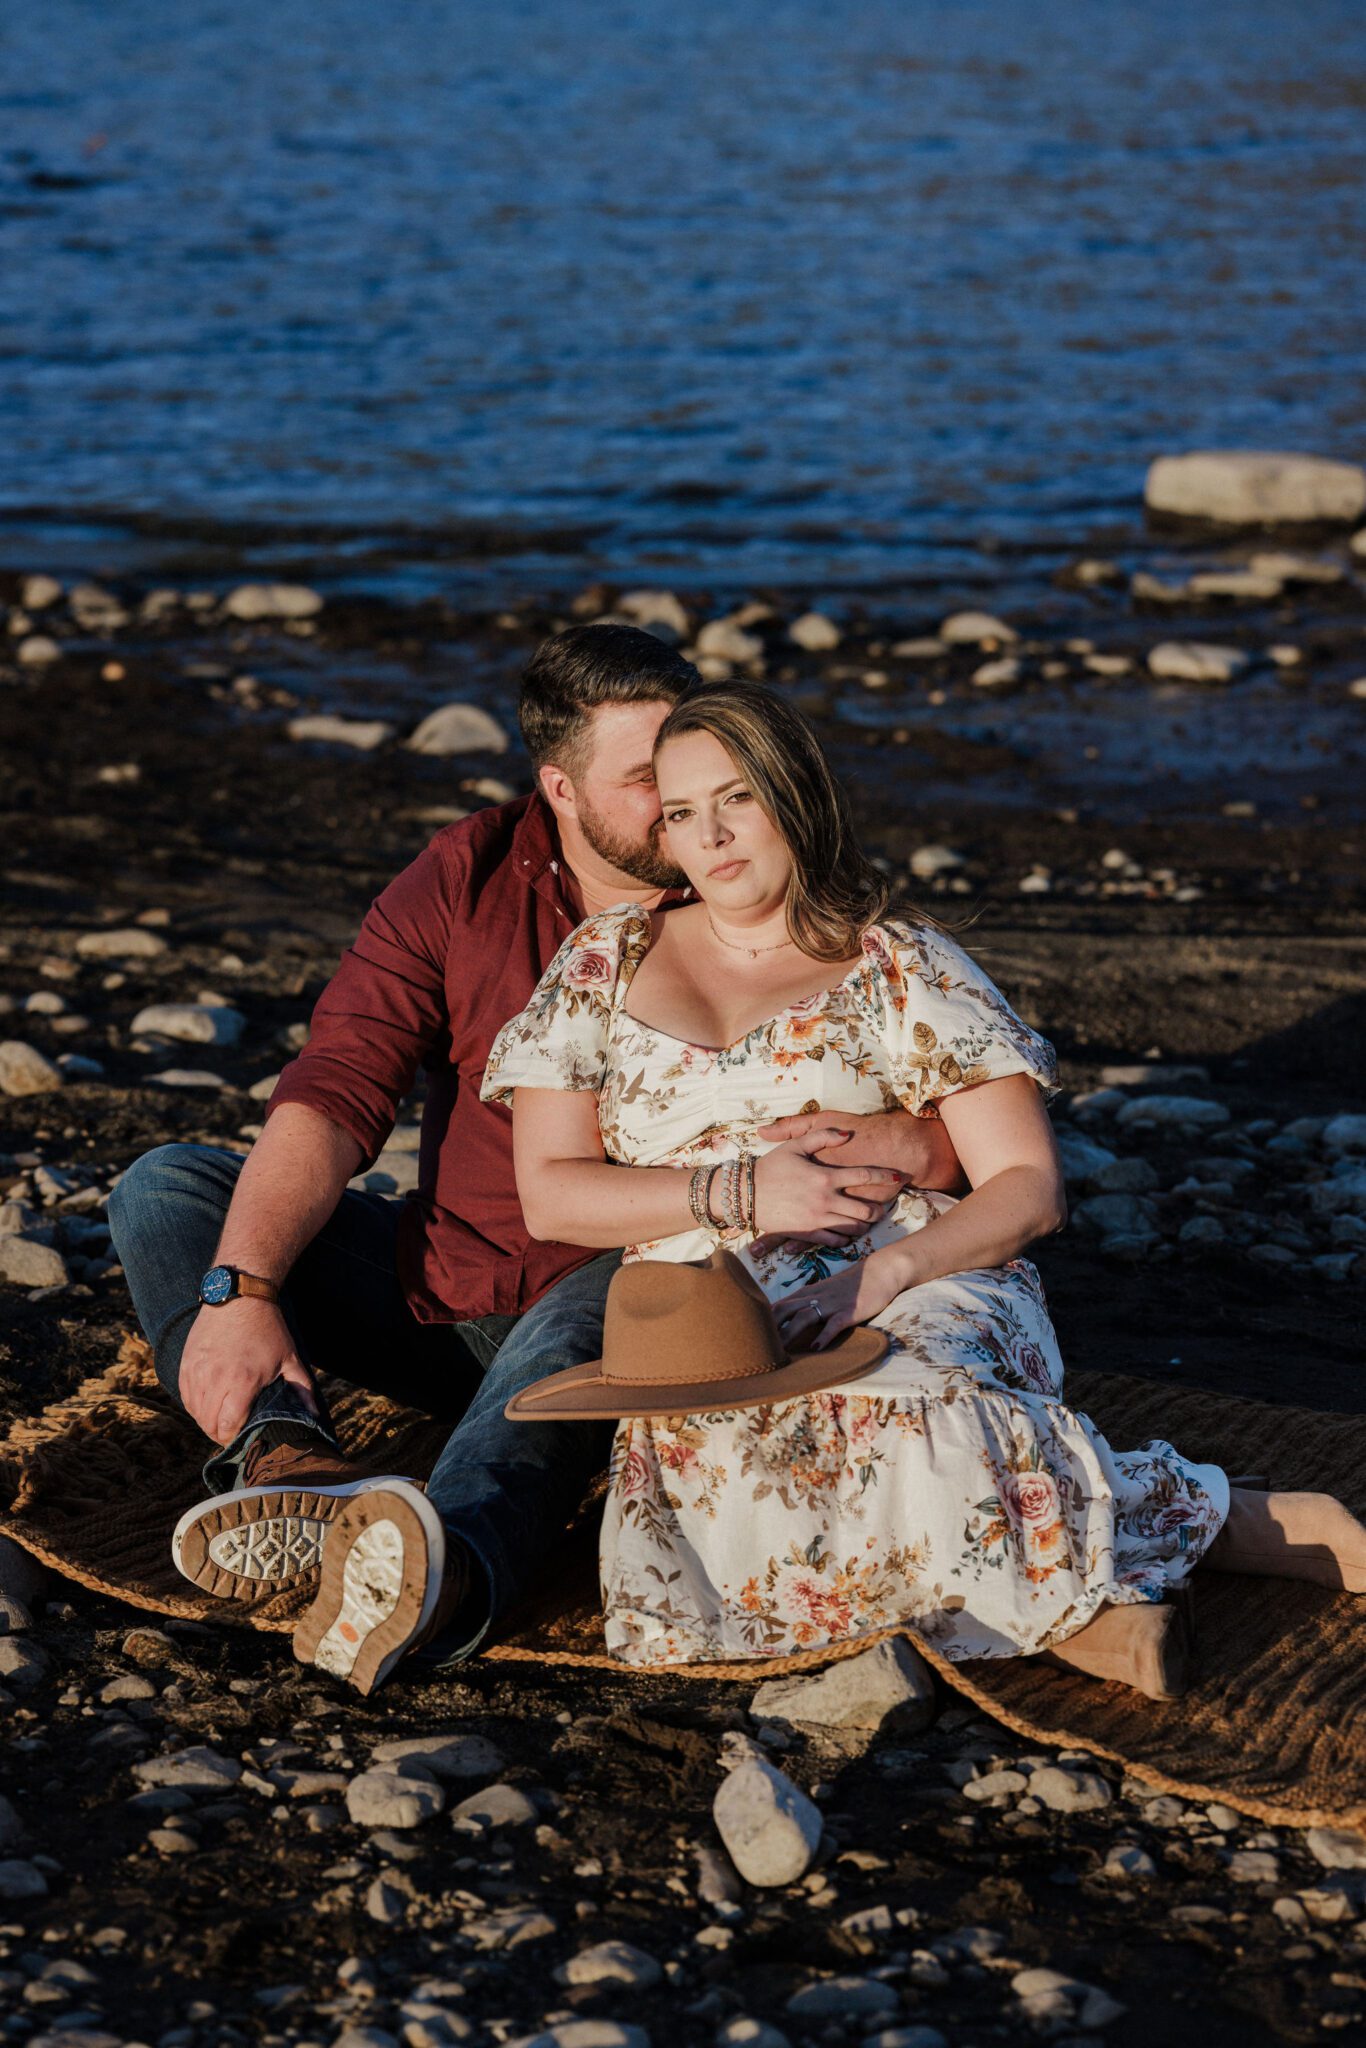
[518,623,699,779]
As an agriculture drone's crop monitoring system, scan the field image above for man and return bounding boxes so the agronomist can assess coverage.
[109,623,962,1690]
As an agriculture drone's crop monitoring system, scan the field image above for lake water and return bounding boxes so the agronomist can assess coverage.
[2,0,1365,600]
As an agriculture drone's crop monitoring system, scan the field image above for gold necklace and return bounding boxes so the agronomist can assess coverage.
[707,912,794,960]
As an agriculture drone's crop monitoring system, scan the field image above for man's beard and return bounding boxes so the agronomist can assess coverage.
[577,797,684,889]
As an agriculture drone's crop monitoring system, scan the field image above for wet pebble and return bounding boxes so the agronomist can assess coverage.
[224,582,322,620]
[0,1041,63,1097]
[785,1977,899,2021]
[0,1859,47,1900]
[345,1767,444,1829]
[557,1941,662,1989]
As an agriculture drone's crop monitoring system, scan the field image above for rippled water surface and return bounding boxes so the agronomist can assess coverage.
[2,0,1364,596]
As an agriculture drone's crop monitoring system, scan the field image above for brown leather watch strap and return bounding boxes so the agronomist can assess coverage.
[235,1270,281,1304]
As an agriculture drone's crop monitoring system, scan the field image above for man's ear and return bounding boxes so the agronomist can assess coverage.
[537,761,576,817]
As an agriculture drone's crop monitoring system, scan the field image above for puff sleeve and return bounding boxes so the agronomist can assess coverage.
[862,919,1058,1115]
[479,904,647,1105]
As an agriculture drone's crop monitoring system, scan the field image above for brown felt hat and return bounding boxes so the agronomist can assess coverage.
[504,1249,889,1422]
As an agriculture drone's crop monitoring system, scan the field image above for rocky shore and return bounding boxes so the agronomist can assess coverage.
[1,530,1365,2046]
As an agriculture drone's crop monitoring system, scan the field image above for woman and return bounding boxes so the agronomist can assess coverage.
[481,682,1366,1696]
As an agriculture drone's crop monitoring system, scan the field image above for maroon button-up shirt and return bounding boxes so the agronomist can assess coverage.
[266,794,680,1322]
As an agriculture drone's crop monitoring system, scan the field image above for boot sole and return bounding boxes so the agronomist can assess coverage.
[171,1476,414,1599]
[291,1482,447,1696]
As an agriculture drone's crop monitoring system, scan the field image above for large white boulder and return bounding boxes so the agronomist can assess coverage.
[712,1757,822,1887]
[406,703,509,756]
[750,1637,935,1734]
[1145,452,1366,526]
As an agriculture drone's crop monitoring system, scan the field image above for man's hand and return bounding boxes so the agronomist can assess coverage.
[750,1107,964,1256]
[179,1298,317,1447]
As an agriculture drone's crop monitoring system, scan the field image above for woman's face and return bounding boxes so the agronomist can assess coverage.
[654,729,792,916]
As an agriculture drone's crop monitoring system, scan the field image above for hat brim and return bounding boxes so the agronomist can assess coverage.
[504,1322,890,1422]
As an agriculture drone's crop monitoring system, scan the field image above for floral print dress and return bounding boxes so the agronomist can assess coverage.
[481,906,1228,1668]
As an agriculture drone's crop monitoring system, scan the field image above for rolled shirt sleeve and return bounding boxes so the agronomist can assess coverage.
[266,836,460,1168]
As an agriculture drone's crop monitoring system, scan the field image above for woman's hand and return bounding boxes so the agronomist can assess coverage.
[773,1243,906,1352]
[753,1129,909,1243]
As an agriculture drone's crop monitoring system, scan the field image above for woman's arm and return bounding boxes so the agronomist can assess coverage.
[775,1074,1065,1348]
[511,1088,908,1247]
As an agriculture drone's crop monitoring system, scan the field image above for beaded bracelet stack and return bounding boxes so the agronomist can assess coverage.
[687,1156,757,1235]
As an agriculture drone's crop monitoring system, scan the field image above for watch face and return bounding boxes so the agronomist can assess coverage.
[200,1265,234,1305]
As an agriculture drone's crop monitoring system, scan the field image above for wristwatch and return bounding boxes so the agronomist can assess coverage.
[198,1264,280,1308]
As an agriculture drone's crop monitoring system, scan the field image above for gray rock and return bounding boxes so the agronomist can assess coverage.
[712,1758,822,1887]
[617,589,691,638]
[717,2021,792,2048]
[1179,1216,1227,1248]
[1055,1133,1119,1184]
[939,610,1017,646]
[1324,1115,1366,1158]
[364,1872,412,1924]
[1103,1840,1157,1879]
[371,1732,506,1781]
[0,1794,24,1849]
[750,1637,935,1735]
[224,582,323,621]
[450,1781,538,1831]
[1092,1156,1160,1195]
[1071,1192,1157,1238]
[149,1068,228,1091]
[557,1941,662,1989]
[510,2026,650,2048]
[1144,451,1366,525]
[0,1638,49,1692]
[785,1977,899,2021]
[1227,1849,1280,1882]
[908,844,964,881]
[0,1040,63,1097]
[695,618,765,665]
[788,612,841,652]
[0,1237,69,1288]
[21,575,62,611]
[99,1675,156,1704]
[287,714,395,750]
[1187,569,1283,601]
[17,636,61,668]
[406,704,510,757]
[1305,1826,1366,1871]
[1012,1967,1125,2029]
[0,1858,47,1900]
[695,1841,743,1906]
[1147,642,1248,684]
[131,1002,244,1047]
[346,1768,445,1829]
[972,656,1021,689]
[133,1746,242,1793]
[1114,1094,1230,1133]
[1027,1764,1112,1814]
[864,2032,948,2048]
[0,1537,44,1634]
[461,1906,557,1951]
[962,1768,1028,1803]
[75,928,168,960]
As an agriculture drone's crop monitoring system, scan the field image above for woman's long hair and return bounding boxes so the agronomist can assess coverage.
[652,681,891,962]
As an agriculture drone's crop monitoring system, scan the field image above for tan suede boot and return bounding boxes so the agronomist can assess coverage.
[1203,1487,1366,1592]
[1043,1597,1191,1701]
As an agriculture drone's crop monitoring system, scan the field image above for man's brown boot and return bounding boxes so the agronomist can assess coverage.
[292,1481,471,1696]
[172,1433,416,1599]
[1042,1595,1192,1700]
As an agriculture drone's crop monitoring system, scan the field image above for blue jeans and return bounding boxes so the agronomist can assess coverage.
[107,1143,618,1664]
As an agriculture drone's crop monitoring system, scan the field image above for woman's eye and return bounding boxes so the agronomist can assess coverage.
[725,790,753,806]
[665,809,691,824]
